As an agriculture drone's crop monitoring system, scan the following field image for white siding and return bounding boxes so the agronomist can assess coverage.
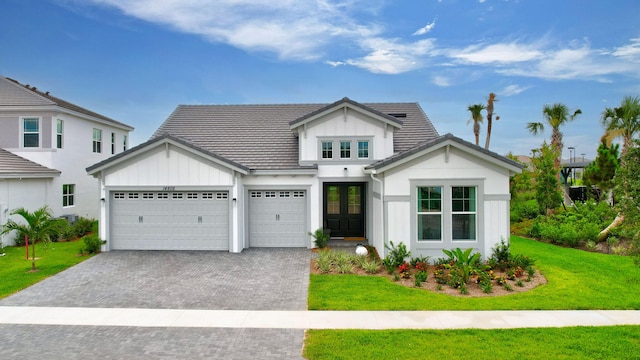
[299,108,395,162]
[386,201,411,248]
[0,178,55,245]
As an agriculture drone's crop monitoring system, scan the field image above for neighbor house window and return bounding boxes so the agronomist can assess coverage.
[56,120,63,149]
[417,186,442,241]
[451,186,477,241]
[92,128,102,153]
[357,140,369,159]
[123,135,127,151]
[340,141,351,159]
[322,141,333,159]
[111,132,115,154]
[22,117,40,148]
[63,184,75,207]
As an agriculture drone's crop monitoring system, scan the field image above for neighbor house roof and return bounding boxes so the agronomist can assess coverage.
[152,98,438,170]
[0,148,61,178]
[0,75,134,131]
[365,133,524,174]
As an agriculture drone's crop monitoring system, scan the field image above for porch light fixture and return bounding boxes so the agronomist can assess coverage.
[343,167,348,176]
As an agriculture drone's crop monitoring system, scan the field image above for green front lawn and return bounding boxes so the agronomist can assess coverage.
[0,240,93,299]
[304,326,640,360]
[308,236,640,310]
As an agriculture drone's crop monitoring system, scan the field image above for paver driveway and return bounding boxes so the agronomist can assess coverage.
[0,248,310,359]
[0,248,311,310]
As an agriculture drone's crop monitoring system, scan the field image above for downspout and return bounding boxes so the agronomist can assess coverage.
[370,172,385,255]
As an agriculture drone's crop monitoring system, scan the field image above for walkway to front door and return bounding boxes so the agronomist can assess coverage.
[323,182,365,238]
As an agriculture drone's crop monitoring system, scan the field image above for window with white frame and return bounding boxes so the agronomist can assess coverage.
[56,120,63,149]
[111,132,116,154]
[321,141,333,159]
[92,128,102,153]
[357,140,369,159]
[340,141,351,159]
[417,186,442,241]
[123,135,127,151]
[63,184,75,207]
[451,186,477,241]
[22,117,40,148]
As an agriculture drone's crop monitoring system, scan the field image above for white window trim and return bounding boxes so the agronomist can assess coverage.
[62,184,75,208]
[56,119,64,149]
[21,116,41,148]
[318,137,373,162]
[93,128,102,153]
[357,140,370,159]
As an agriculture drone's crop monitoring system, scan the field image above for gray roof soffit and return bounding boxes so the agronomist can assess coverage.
[365,133,524,172]
[248,165,318,176]
[0,148,61,178]
[288,97,403,129]
[86,133,250,175]
[0,76,134,131]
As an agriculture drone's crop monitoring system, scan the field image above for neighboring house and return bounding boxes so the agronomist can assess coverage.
[87,97,521,258]
[0,75,134,244]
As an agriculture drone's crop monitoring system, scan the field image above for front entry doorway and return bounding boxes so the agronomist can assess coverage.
[323,183,365,238]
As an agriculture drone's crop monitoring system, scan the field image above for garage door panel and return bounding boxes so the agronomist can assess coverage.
[110,191,229,250]
[249,190,307,247]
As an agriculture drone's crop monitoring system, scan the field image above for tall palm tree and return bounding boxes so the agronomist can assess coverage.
[597,95,640,241]
[1,206,64,271]
[467,104,485,146]
[602,95,640,156]
[526,103,582,171]
[484,93,500,149]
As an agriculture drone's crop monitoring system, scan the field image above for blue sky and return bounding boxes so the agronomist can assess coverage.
[2,0,639,160]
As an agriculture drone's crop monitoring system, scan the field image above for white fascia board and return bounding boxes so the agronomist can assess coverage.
[290,103,402,131]
[0,105,134,131]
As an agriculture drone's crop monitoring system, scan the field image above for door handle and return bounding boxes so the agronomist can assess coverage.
[198,216,203,224]
[138,216,143,223]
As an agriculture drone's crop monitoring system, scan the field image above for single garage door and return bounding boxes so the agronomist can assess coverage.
[110,191,229,250]
[248,190,307,247]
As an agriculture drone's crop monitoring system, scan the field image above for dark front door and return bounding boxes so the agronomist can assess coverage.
[324,183,365,238]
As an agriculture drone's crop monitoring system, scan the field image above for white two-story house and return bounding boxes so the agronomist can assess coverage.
[87,97,521,258]
[0,75,134,244]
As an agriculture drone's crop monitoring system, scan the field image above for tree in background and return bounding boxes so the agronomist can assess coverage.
[598,95,640,241]
[506,153,532,201]
[583,138,620,201]
[531,142,562,215]
[0,206,64,271]
[484,93,499,150]
[467,103,485,146]
[526,103,582,173]
[613,141,640,265]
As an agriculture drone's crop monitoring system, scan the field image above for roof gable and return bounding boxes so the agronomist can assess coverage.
[288,97,403,130]
[365,133,523,174]
[87,134,250,176]
[0,148,61,178]
[0,76,133,131]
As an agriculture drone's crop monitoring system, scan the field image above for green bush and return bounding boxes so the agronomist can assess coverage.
[309,228,329,248]
[82,234,103,254]
[383,241,410,268]
[73,217,95,238]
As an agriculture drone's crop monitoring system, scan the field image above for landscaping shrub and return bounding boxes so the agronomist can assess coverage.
[383,241,410,268]
[82,234,103,254]
[73,217,96,238]
[309,228,329,248]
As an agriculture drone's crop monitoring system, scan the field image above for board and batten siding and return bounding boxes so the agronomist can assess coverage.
[103,145,235,187]
[299,108,394,162]
[382,145,512,259]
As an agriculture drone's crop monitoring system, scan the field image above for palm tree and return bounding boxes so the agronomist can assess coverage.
[467,104,485,146]
[526,103,582,171]
[484,93,500,149]
[597,95,640,241]
[1,206,64,271]
[602,95,640,156]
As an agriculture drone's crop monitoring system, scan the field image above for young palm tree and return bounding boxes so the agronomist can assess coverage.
[598,95,640,241]
[484,93,500,149]
[467,104,485,146]
[526,103,582,171]
[1,206,64,271]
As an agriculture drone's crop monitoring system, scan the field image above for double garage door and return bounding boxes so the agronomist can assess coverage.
[248,190,307,247]
[110,191,229,250]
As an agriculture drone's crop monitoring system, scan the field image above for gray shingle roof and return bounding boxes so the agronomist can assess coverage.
[365,133,524,172]
[0,148,61,178]
[0,76,133,130]
[152,99,439,170]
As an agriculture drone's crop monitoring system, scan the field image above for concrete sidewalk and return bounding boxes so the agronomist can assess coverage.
[1,307,639,330]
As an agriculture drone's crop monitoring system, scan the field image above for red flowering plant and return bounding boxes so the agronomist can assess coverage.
[398,263,412,279]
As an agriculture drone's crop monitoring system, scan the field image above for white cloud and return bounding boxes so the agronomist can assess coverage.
[449,42,543,64]
[412,20,436,36]
[501,84,531,96]
[611,38,640,60]
[433,75,451,87]
[342,38,437,74]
